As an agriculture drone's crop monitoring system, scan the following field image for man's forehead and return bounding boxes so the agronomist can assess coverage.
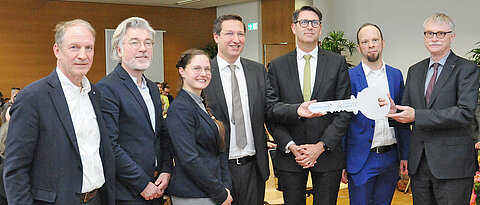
[298,10,320,19]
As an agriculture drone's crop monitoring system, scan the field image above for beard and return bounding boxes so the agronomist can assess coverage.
[366,53,380,62]
[124,58,151,71]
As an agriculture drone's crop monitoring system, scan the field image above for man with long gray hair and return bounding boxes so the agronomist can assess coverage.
[97,17,173,204]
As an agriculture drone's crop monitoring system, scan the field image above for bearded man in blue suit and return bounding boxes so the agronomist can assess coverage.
[344,23,410,205]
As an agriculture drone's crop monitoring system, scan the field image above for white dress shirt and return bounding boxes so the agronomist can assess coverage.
[361,61,396,148]
[217,55,256,159]
[56,68,104,193]
[296,46,318,94]
[129,75,156,132]
[284,47,319,152]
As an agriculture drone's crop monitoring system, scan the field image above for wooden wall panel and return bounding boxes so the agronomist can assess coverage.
[261,0,295,64]
[0,0,217,97]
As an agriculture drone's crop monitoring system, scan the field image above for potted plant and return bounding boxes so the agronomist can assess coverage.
[468,42,480,67]
[320,30,356,67]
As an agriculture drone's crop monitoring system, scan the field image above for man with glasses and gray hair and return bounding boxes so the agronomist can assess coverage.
[97,17,173,204]
[267,5,351,205]
[387,13,479,204]
[4,19,115,204]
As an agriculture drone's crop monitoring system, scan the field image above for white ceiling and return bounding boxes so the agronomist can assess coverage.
[58,0,254,9]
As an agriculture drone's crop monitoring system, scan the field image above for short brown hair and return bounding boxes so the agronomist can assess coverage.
[213,14,246,35]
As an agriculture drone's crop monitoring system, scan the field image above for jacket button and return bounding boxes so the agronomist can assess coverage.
[371,125,374,128]
[368,140,372,143]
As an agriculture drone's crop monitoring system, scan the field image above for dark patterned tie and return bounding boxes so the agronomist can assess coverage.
[425,63,439,104]
[229,65,247,148]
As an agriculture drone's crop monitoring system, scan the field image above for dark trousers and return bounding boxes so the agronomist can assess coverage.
[228,159,265,205]
[348,148,399,205]
[411,152,473,205]
[278,169,342,205]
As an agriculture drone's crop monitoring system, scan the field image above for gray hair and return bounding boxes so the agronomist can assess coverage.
[54,19,96,47]
[423,13,455,32]
[112,17,156,62]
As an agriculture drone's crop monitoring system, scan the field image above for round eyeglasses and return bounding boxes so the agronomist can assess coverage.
[127,39,154,49]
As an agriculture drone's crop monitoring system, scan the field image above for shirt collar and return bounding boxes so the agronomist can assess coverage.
[217,54,242,71]
[129,74,147,89]
[361,60,386,76]
[183,89,204,105]
[429,50,451,68]
[56,67,91,94]
[296,46,318,61]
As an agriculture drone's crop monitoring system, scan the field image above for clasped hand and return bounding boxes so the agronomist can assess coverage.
[140,173,171,200]
[290,142,325,169]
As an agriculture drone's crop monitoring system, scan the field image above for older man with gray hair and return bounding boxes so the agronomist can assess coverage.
[388,13,479,204]
[97,17,173,204]
[4,19,115,204]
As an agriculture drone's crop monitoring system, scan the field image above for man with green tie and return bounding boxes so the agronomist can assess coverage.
[267,5,352,205]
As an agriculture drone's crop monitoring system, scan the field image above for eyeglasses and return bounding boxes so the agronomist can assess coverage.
[126,39,154,49]
[423,31,453,39]
[221,32,246,38]
[294,19,321,28]
[189,66,211,74]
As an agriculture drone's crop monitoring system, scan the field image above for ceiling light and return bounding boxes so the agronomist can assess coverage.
[175,0,201,6]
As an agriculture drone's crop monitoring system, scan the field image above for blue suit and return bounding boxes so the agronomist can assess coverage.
[345,63,410,205]
[3,70,115,204]
[165,89,232,204]
[97,64,173,203]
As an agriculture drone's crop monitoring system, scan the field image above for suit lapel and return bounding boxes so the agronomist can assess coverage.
[240,58,256,119]
[210,57,230,123]
[114,65,153,131]
[311,48,327,99]
[356,63,369,94]
[428,53,457,108]
[287,50,304,101]
[417,59,429,108]
[89,84,105,159]
[47,71,81,158]
[147,79,161,133]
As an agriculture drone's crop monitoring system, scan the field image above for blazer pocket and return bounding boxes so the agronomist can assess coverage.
[32,187,56,203]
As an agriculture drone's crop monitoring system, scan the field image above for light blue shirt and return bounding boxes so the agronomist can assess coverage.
[129,75,156,132]
[424,51,451,95]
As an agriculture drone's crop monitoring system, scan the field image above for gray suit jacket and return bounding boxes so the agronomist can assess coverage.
[404,51,479,179]
[4,70,115,204]
[267,48,352,172]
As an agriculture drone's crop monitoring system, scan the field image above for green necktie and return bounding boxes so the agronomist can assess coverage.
[303,54,312,102]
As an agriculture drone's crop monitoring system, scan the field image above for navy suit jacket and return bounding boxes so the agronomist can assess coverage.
[3,70,115,204]
[345,63,410,174]
[97,64,173,201]
[166,89,232,204]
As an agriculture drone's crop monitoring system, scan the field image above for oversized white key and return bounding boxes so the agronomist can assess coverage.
[308,87,390,120]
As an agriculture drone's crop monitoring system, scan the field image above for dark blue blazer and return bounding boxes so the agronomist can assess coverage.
[345,63,410,174]
[166,89,231,205]
[3,70,115,204]
[97,64,173,201]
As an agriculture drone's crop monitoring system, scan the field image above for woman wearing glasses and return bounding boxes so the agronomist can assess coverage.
[165,49,233,205]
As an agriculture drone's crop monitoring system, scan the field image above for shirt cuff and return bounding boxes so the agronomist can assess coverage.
[285,141,295,153]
